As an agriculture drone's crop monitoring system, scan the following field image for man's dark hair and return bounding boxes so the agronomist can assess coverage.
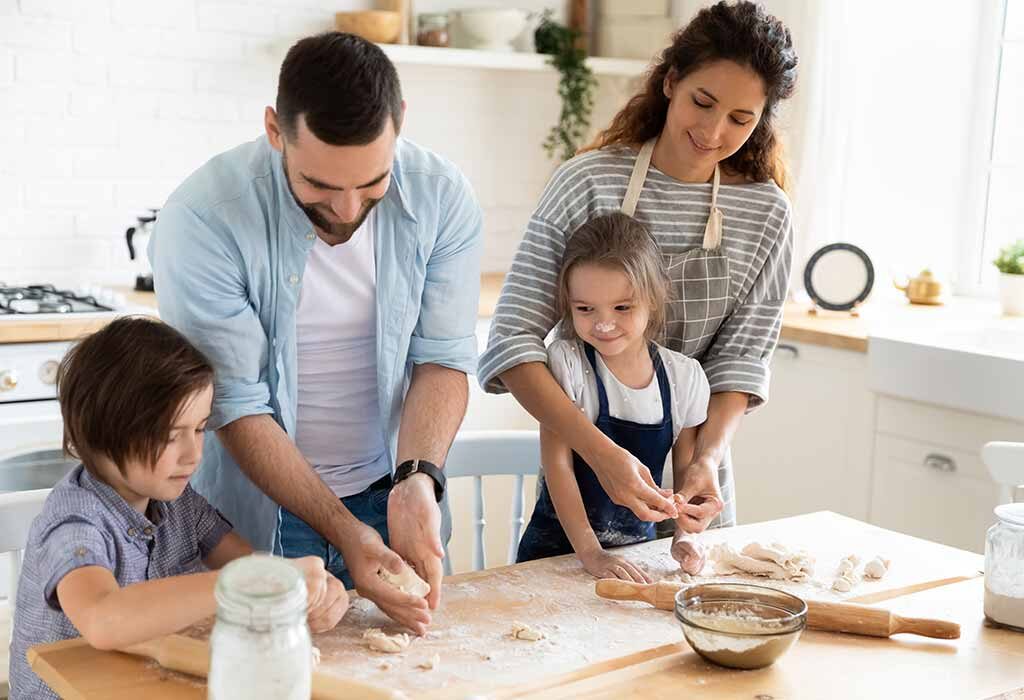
[276,32,403,146]
[57,316,214,475]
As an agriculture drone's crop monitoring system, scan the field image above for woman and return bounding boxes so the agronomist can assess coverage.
[479,0,798,530]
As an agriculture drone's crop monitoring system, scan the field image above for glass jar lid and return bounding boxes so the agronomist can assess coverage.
[994,503,1024,528]
[215,554,307,631]
[418,12,449,27]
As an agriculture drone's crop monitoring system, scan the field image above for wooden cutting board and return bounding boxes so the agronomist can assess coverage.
[27,512,987,699]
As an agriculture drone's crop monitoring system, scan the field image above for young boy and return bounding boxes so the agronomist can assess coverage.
[8,317,348,699]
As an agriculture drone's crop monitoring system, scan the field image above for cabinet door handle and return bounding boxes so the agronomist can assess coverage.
[924,453,957,473]
[775,343,800,359]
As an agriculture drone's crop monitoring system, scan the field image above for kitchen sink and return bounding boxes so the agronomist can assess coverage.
[867,310,1024,421]
[0,449,77,493]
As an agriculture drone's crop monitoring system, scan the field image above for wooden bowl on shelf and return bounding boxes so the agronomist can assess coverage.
[334,10,402,44]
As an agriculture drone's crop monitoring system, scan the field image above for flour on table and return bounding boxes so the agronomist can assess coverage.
[379,563,431,598]
[363,627,412,653]
[709,542,814,582]
[863,555,890,579]
[509,622,544,641]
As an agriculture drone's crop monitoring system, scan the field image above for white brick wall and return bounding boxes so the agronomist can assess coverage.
[0,0,636,288]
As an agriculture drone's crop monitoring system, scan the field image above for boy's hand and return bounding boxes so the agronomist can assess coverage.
[578,546,652,584]
[671,533,706,575]
[307,574,348,633]
[290,555,329,611]
[673,455,724,533]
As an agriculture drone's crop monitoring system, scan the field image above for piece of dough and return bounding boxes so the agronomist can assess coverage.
[832,554,860,592]
[378,563,431,598]
[311,645,321,667]
[510,622,544,641]
[710,542,814,582]
[363,627,412,653]
[417,653,441,670]
[863,555,890,579]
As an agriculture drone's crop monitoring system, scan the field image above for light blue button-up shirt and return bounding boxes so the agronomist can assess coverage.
[149,135,482,550]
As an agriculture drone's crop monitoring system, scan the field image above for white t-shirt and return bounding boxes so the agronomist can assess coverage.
[546,338,710,441]
[295,211,389,498]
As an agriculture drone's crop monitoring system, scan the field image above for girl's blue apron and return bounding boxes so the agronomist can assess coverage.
[516,342,674,561]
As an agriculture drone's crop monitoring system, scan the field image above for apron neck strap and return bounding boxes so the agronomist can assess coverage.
[621,138,724,251]
[702,164,724,250]
[621,138,657,218]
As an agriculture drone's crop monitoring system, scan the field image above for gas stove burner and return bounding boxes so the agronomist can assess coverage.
[0,285,114,315]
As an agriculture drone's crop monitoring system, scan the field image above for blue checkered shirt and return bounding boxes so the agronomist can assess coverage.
[8,464,232,699]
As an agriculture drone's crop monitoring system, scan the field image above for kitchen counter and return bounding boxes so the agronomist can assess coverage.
[5,276,1005,358]
[28,512,1023,699]
[0,287,159,344]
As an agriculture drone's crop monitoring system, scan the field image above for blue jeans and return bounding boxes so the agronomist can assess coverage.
[274,475,452,590]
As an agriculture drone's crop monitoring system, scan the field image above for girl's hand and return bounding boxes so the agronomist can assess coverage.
[671,533,706,575]
[578,546,652,583]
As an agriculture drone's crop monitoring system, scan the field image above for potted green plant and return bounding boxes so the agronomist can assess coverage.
[994,239,1024,316]
[534,10,597,162]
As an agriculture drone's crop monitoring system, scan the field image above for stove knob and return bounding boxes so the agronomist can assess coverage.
[0,370,18,391]
[39,360,59,386]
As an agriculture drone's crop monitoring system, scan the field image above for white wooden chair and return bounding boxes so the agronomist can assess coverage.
[1,488,50,699]
[982,441,1024,504]
[443,430,540,575]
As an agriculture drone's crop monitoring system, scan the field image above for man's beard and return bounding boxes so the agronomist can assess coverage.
[282,150,382,241]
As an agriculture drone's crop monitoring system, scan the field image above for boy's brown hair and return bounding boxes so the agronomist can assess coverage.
[57,316,214,475]
[557,211,670,342]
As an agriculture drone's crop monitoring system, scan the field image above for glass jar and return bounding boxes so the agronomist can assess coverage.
[984,503,1024,632]
[208,554,312,699]
[417,13,450,48]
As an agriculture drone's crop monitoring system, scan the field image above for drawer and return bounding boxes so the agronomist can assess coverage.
[874,433,991,483]
[876,396,1024,454]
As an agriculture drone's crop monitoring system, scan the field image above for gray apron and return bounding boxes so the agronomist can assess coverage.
[621,138,737,528]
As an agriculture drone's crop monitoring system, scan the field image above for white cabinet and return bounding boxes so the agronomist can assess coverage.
[868,396,1024,553]
[731,341,875,524]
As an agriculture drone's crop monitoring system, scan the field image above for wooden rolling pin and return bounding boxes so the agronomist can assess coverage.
[595,579,960,640]
[123,634,408,700]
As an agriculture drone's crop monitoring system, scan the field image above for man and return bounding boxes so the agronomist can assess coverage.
[150,32,481,634]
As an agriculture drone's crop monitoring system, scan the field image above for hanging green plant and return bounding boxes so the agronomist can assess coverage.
[534,10,598,162]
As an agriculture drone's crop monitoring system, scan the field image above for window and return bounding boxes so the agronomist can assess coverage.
[978,0,1024,293]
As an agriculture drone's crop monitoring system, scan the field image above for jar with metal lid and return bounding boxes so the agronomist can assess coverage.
[208,554,312,699]
[984,503,1024,632]
[417,13,450,47]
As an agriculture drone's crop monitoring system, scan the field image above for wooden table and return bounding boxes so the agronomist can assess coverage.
[27,512,1024,699]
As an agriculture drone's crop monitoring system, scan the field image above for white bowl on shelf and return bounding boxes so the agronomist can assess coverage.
[456,8,528,52]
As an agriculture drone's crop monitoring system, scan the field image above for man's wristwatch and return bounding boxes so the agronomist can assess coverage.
[393,459,446,502]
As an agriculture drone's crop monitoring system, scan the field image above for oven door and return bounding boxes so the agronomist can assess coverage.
[0,400,78,603]
[0,400,78,492]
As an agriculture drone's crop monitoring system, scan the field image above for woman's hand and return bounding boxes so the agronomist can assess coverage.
[578,545,653,583]
[673,455,724,533]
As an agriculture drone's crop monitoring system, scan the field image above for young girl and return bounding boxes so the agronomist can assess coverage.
[9,317,348,700]
[516,212,723,582]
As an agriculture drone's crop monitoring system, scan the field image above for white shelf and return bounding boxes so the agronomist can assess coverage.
[378,43,649,77]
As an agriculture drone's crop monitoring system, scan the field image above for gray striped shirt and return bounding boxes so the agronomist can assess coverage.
[479,146,793,409]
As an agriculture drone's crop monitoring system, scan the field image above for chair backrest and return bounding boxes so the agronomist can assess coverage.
[982,442,1024,504]
[443,430,540,574]
[1,489,51,614]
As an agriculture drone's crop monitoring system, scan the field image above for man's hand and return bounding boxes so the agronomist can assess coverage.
[673,455,724,533]
[341,522,433,635]
[590,444,679,522]
[307,574,349,633]
[387,473,445,611]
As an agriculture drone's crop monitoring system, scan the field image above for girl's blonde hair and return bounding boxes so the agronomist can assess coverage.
[557,212,669,342]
